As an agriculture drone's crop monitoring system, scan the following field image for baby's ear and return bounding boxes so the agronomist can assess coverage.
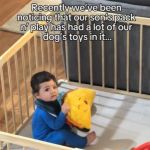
[34,92,39,99]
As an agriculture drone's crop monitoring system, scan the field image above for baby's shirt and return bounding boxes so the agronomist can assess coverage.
[32,92,66,140]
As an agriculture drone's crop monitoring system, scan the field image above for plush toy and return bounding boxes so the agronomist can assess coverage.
[63,88,96,131]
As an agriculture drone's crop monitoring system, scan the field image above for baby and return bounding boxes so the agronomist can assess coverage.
[31,71,96,148]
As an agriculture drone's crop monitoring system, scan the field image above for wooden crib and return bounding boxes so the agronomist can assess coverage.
[0,2,150,150]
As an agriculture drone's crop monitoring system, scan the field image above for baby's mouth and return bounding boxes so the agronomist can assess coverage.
[51,95,56,99]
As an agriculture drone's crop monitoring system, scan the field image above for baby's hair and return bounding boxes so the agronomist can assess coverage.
[31,71,58,94]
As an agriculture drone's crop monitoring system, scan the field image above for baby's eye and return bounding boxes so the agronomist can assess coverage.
[45,88,49,92]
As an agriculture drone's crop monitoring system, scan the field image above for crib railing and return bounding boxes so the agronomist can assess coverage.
[0,131,81,150]
[63,10,150,99]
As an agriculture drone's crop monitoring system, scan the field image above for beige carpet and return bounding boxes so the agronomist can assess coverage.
[0,0,62,34]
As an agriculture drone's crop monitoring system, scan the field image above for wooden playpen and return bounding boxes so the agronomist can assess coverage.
[0,2,150,150]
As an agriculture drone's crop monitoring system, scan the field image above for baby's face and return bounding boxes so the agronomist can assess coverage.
[36,79,58,101]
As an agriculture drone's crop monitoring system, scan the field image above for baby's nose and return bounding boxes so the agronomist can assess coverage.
[50,88,55,94]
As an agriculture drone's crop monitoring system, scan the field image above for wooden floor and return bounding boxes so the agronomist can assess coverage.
[0,0,31,26]
[0,0,30,55]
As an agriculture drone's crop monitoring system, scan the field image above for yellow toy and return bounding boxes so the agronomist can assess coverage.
[63,88,96,131]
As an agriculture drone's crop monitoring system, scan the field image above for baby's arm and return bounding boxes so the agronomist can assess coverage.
[39,103,70,130]
[61,103,70,114]
[40,109,66,130]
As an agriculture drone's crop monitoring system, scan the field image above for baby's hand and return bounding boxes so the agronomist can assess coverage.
[61,103,70,114]
[62,90,74,103]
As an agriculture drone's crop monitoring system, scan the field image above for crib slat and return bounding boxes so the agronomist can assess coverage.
[21,47,29,118]
[27,40,35,111]
[27,40,32,79]
[0,67,8,132]
[14,54,23,124]
[64,24,69,81]
[101,22,105,87]
[139,25,143,94]
[0,141,3,150]
[88,19,93,86]
[53,41,57,76]
[22,147,26,150]
[6,143,10,150]
[40,35,45,70]
[114,30,117,89]
[77,20,81,83]
[34,35,38,72]
[7,61,16,133]
[126,28,130,92]
[47,41,51,73]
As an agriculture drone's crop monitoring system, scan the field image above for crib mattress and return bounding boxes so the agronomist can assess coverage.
[19,83,150,150]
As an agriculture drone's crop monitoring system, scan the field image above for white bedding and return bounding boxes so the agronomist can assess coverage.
[59,83,150,150]
[19,83,150,150]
